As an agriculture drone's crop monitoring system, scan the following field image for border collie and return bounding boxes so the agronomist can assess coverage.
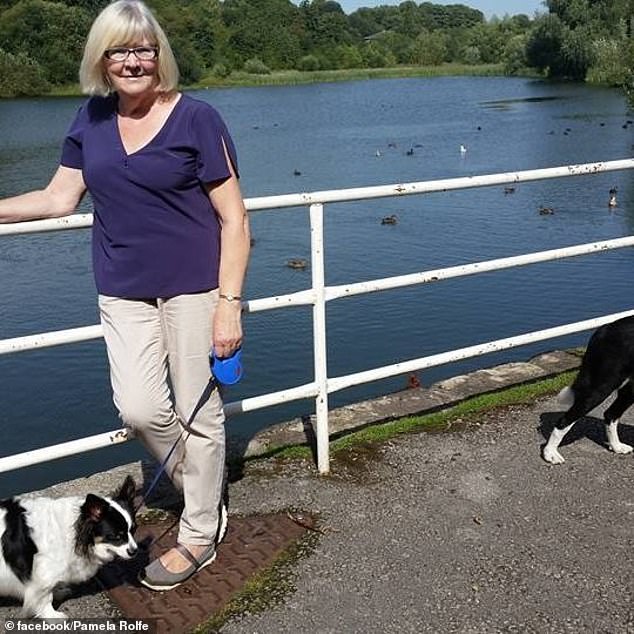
[543,315,634,464]
[0,475,138,618]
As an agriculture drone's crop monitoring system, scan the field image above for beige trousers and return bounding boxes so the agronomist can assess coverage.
[99,291,225,546]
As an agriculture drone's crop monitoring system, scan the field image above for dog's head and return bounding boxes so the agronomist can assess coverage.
[75,475,138,563]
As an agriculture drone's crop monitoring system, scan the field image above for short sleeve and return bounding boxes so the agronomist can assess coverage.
[60,104,87,169]
[192,104,239,183]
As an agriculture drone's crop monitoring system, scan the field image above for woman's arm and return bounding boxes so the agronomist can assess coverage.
[206,160,250,359]
[0,165,86,223]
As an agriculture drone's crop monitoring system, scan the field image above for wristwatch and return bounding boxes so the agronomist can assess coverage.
[219,293,242,303]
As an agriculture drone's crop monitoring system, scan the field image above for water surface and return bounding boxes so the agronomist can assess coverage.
[1,77,633,495]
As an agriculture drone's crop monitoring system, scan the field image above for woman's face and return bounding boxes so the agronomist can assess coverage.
[103,38,159,99]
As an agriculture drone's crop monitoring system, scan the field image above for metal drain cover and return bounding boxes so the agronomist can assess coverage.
[99,512,311,633]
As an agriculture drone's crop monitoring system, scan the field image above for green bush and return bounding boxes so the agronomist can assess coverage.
[243,57,271,74]
[408,30,447,66]
[297,54,320,71]
[502,34,528,75]
[362,42,389,68]
[587,37,628,86]
[333,44,364,69]
[0,48,50,97]
[211,62,232,79]
[462,45,482,65]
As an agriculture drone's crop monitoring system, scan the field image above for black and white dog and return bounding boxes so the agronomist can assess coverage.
[0,475,138,618]
[543,316,634,464]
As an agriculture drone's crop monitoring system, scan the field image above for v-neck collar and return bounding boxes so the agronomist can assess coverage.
[114,92,183,157]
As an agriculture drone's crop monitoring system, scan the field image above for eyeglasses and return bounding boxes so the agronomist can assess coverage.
[103,46,159,62]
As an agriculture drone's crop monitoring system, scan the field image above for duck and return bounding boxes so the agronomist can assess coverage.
[405,148,414,156]
[503,186,515,195]
[381,214,398,225]
[286,258,308,270]
[293,169,302,176]
[608,187,618,208]
[539,206,554,215]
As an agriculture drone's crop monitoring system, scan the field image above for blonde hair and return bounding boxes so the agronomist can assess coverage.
[79,0,179,96]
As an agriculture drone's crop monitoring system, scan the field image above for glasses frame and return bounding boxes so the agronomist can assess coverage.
[103,46,159,63]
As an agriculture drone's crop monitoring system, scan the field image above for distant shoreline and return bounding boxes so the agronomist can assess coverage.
[40,63,525,99]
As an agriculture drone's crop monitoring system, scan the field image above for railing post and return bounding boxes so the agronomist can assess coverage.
[310,203,330,474]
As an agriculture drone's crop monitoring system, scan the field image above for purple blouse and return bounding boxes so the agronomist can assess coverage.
[61,93,238,298]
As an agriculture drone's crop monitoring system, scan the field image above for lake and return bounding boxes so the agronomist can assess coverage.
[1,76,633,496]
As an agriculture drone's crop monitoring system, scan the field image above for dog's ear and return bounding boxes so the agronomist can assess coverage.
[81,494,109,523]
[113,475,137,508]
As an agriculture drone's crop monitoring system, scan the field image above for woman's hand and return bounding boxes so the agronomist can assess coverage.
[212,298,243,358]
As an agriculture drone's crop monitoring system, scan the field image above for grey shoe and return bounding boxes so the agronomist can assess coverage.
[139,543,217,591]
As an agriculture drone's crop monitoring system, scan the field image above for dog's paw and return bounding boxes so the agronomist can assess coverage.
[542,446,565,464]
[39,608,68,620]
[609,442,633,455]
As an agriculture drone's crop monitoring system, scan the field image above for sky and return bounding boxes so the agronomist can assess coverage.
[334,1,546,19]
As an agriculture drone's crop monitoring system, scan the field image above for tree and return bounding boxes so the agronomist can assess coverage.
[333,43,364,68]
[560,26,595,79]
[223,0,304,69]
[0,0,91,84]
[300,0,353,51]
[149,0,226,82]
[408,29,447,65]
[347,7,382,38]
[503,34,529,74]
[525,13,565,75]
[547,0,589,29]
[361,41,395,67]
[394,1,425,38]
[0,47,50,96]
[464,22,507,63]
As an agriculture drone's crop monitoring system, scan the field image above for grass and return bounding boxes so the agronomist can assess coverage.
[246,371,576,465]
[192,527,320,633]
[45,63,509,98]
[193,63,507,89]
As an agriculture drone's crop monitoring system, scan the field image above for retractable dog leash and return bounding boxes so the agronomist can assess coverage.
[133,377,218,515]
[133,347,243,515]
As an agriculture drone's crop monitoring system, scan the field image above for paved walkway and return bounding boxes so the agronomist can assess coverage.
[3,389,633,633]
[220,393,634,634]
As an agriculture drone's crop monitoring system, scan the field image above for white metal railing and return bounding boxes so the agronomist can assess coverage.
[1,158,633,475]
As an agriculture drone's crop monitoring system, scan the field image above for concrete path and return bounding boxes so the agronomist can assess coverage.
[220,393,634,634]
[2,376,634,632]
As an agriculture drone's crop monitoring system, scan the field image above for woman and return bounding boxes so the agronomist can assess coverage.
[0,0,250,590]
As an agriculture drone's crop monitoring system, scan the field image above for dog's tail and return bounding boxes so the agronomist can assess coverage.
[557,386,575,408]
